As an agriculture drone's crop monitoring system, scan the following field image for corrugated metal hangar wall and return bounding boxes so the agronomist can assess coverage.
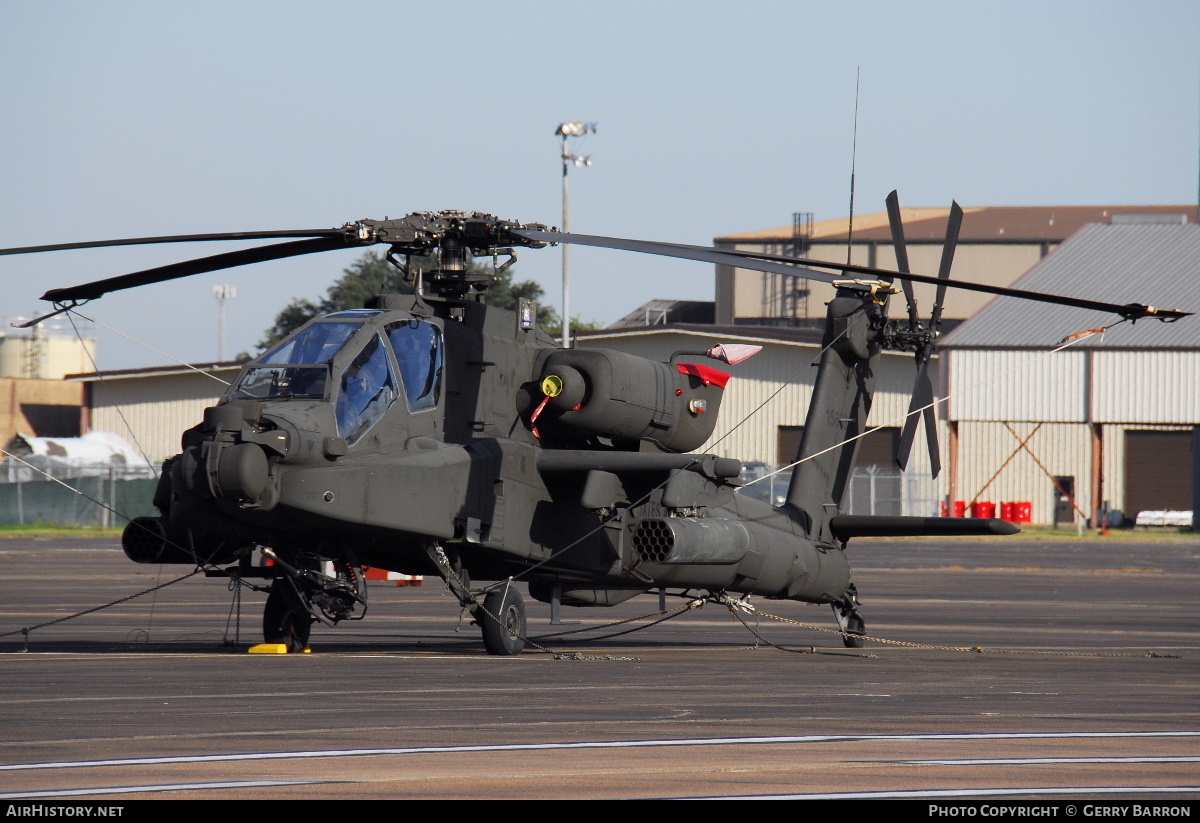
[942,221,1200,526]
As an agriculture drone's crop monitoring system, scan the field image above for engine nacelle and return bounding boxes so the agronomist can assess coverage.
[536,348,728,452]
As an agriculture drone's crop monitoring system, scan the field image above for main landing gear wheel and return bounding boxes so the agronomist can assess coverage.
[480,585,526,656]
[263,580,313,653]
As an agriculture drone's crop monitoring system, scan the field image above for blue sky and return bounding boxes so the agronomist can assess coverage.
[2,1,1197,369]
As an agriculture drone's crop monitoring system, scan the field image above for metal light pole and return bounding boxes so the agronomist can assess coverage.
[213,284,236,361]
[555,121,596,347]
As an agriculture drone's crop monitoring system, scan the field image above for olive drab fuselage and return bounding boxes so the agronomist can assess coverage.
[133,287,868,613]
[29,203,1110,652]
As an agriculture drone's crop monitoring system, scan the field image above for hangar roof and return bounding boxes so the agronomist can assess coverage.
[941,222,1200,349]
[717,205,1196,245]
[67,361,241,382]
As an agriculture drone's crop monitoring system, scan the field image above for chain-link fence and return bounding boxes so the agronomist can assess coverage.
[842,465,941,517]
[738,463,941,517]
[0,459,158,527]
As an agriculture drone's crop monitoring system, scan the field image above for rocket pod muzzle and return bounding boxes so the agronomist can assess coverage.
[122,516,244,566]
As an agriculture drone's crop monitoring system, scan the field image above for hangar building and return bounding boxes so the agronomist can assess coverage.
[69,362,240,465]
[939,217,1199,526]
[714,204,1196,330]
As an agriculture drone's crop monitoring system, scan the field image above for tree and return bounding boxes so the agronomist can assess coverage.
[255,251,409,351]
[479,265,557,329]
[541,315,603,339]
[255,250,565,353]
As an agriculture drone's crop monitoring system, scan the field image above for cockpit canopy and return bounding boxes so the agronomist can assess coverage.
[233,312,444,444]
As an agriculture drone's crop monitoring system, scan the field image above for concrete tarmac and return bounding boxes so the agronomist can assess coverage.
[1,535,1197,800]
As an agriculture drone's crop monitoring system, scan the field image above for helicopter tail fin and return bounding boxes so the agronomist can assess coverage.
[783,283,883,542]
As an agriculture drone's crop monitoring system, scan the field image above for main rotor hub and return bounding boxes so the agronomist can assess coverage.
[345,211,551,255]
[345,211,551,298]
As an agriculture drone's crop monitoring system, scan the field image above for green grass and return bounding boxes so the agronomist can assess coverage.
[858,524,1200,542]
[1004,524,1199,542]
[0,523,124,538]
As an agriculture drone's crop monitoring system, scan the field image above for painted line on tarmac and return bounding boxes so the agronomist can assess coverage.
[902,755,1200,765]
[3,730,1198,772]
[688,786,1200,800]
[0,780,321,799]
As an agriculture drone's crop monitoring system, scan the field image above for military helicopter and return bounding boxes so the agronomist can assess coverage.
[2,195,1189,654]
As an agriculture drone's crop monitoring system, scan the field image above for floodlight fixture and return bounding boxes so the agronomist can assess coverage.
[556,121,597,347]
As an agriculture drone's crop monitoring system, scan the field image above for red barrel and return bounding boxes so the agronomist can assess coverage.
[971,501,996,519]
[952,500,967,518]
[1001,502,1016,522]
[1015,501,1033,523]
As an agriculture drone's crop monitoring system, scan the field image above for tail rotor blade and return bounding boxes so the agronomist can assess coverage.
[885,190,920,327]
[923,395,942,480]
[929,201,963,330]
[897,360,941,477]
[896,376,924,471]
[884,191,911,274]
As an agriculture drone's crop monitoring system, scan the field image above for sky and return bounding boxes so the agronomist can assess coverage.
[1,1,1198,370]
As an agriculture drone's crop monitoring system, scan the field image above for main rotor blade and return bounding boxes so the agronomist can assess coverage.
[2,229,343,257]
[885,190,921,327]
[41,237,354,303]
[513,229,844,283]
[731,246,1190,321]
[521,228,1190,322]
[929,201,963,330]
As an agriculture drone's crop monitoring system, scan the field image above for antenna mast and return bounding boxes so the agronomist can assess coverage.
[846,66,861,265]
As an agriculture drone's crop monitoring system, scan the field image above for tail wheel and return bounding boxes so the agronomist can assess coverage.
[481,586,526,656]
[831,599,866,649]
[841,612,865,649]
[263,580,313,653]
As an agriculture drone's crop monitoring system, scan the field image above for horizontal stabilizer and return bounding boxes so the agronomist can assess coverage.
[830,515,1020,539]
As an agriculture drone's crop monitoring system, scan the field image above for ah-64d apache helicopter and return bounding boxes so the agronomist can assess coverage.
[3,193,1189,654]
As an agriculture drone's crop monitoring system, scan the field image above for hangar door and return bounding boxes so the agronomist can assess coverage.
[1123,430,1193,516]
[777,425,900,468]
